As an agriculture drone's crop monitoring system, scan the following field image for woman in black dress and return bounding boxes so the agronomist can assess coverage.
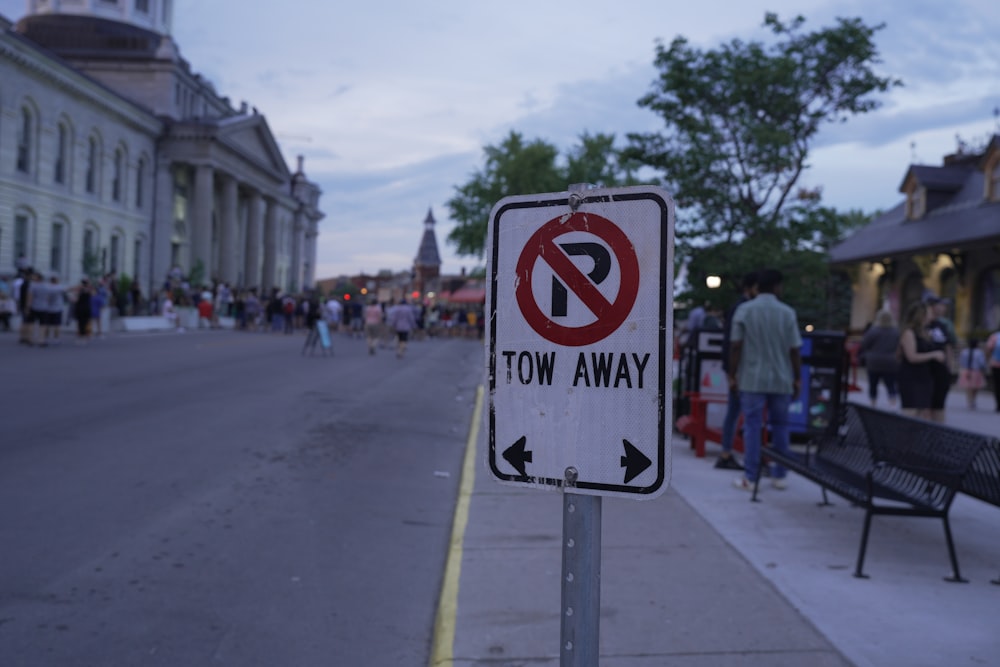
[897,301,946,419]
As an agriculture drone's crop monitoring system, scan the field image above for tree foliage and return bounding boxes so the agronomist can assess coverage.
[625,13,898,326]
[446,131,643,257]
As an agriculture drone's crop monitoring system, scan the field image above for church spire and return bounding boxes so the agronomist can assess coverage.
[415,207,441,269]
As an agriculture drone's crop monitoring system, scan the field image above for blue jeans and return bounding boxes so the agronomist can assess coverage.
[720,386,741,454]
[740,392,792,483]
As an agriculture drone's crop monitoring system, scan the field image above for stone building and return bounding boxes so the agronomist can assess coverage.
[0,0,323,299]
[829,134,1000,338]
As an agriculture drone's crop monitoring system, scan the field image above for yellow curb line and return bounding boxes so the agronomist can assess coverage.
[430,383,483,666]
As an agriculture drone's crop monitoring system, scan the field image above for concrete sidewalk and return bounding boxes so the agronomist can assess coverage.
[447,382,999,666]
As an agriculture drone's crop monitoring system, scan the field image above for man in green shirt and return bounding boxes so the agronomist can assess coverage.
[728,269,802,490]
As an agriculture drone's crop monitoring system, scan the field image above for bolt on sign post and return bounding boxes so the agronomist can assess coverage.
[485,185,675,666]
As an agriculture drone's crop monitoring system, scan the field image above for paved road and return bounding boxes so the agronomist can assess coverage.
[0,330,482,666]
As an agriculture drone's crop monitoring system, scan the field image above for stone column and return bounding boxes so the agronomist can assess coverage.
[290,210,304,292]
[244,190,262,289]
[262,197,278,292]
[304,229,317,288]
[150,158,177,298]
[191,164,214,286]
[218,174,239,284]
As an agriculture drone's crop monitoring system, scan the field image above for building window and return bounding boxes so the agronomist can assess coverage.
[136,158,145,208]
[50,221,65,274]
[905,186,925,220]
[86,137,99,194]
[110,234,122,273]
[133,238,143,282]
[83,227,98,275]
[135,0,149,12]
[112,148,124,202]
[14,213,32,267]
[16,107,33,173]
[55,123,68,184]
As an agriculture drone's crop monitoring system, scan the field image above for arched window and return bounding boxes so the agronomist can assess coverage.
[13,208,35,268]
[110,230,124,273]
[82,224,100,277]
[112,146,125,202]
[16,106,33,173]
[55,122,70,185]
[133,235,146,286]
[136,156,146,208]
[86,135,101,194]
[50,217,69,276]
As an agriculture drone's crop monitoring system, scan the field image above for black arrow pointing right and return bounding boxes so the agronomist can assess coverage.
[621,439,652,484]
[502,436,532,477]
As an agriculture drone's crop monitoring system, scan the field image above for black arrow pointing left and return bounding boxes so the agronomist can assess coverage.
[621,439,651,484]
[503,436,533,477]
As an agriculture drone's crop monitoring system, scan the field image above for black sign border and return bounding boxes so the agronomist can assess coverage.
[487,190,671,496]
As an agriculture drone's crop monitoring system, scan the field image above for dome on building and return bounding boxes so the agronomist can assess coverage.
[17,13,175,60]
[26,0,173,35]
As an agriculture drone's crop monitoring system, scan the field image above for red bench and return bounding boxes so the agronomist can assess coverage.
[676,391,766,458]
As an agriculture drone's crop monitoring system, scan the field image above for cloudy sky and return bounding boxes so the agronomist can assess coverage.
[3,0,998,280]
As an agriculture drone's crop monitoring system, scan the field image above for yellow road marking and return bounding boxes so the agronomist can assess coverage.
[430,384,483,666]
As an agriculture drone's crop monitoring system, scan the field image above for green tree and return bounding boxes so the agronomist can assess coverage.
[626,13,898,326]
[447,131,641,258]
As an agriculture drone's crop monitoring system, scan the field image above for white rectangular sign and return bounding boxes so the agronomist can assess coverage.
[485,186,675,499]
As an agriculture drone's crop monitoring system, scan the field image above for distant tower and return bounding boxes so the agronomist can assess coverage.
[413,208,442,295]
[26,0,174,34]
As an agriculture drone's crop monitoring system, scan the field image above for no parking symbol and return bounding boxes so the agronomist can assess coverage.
[515,212,639,347]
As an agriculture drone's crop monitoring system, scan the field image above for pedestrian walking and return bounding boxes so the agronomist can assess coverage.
[728,269,801,492]
[364,298,384,355]
[987,328,1000,412]
[40,274,66,346]
[324,295,343,333]
[957,338,987,410]
[73,279,93,343]
[716,271,757,471]
[859,310,901,408]
[386,298,418,358]
[897,301,946,420]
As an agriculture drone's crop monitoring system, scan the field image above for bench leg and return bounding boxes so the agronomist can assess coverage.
[940,516,968,584]
[853,510,873,579]
[817,487,832,507]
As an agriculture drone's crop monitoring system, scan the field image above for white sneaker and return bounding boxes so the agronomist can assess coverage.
[771,477,788,490]
[732,476,753,491]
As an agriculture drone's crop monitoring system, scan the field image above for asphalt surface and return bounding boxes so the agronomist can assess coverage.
[3,326,997,667]
[0,328,482,666]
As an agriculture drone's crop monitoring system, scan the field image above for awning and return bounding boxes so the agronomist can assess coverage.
[447,287,486,303]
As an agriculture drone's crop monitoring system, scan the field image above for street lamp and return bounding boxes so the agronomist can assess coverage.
[706,275,721,289]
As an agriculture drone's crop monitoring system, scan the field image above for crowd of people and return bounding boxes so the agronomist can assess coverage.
[858,294,1000,417]
[681,269,1000,496]
[1,265,143,346]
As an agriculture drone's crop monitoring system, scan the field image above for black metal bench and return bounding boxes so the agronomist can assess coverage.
[754,404,995,582]
[958,435,1000,584]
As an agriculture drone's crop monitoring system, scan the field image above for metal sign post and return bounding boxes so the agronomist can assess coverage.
[485,184,675,666]
[561,468,601,666]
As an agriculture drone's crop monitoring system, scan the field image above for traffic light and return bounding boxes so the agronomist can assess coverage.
[343,293,351,301]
